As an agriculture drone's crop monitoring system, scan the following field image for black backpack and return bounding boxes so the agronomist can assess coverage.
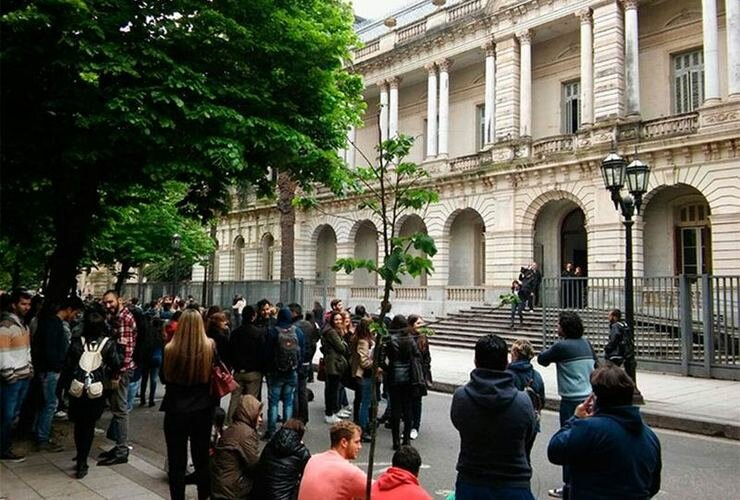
[274,326,300,372]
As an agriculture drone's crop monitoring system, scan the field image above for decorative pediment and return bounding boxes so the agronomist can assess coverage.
[664,9,702,28]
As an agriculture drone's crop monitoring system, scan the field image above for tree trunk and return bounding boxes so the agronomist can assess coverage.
[277,171,297,301]
[114,261,132,294]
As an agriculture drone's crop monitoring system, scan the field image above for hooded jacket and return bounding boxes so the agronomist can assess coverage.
[253,427,311,500]
[450,368,536,488]
[211,395,262,499]
[548,405,662,500]
[264,308,305,374]
[371,467,432,500]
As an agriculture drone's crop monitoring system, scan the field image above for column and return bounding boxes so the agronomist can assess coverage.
[593,1,625,120]
[483,41,496,145]
[623,0,640,115]
[518,30,532,138]
[388,77,400,138]
[725,0,740,99]
[425,63,438,158]
[437,59,451,158]
[378,80,389,141]
[346,126,356,168]
[494,37,520,139]
[578,9,594,126]
[701,0,720,103]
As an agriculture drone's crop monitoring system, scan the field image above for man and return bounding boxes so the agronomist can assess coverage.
[298,420,367,500]
[561,262,574,308]
[33,295,83,452]
[323,297,344,324]
[289,302,314,423]
[518,262,541,311]
[256,298,275,329]
[538,311,597,498]
[99,289,137,465]
[264,307,305,439]
[548,364,662,499]
[604,309,635,375]
[371,445,432,500]
[451,334,537,499]
[227,306,265,423]
[0,290,33,462]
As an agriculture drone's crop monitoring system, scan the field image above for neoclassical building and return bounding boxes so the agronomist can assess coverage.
[194,0,740,317]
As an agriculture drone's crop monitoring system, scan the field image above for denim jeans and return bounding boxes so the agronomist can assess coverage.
[105,369,131,458]
[36,372,61,444]
[127,377,142,411]
[456,479,534,500]
[353,375,373,430]
[1,377,31,454]
[266,371,297,437]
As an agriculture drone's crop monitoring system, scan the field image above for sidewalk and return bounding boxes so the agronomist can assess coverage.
[429,346,740,440]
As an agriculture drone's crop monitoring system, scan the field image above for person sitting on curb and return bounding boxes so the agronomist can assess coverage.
[372,445,432,500]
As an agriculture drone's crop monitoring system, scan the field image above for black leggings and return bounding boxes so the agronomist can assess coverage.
[324,374,341,416]
[389,384,413,446]
[164,408,212,500]
[70,397,104,469]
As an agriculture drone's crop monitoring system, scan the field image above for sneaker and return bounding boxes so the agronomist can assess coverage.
[548,487,564,498]
[36,441,65,453]
[337,408,352,418]
[410,429,418,440]
[1,451,25,462]
[324,414,340,424]
[54,410,68,420]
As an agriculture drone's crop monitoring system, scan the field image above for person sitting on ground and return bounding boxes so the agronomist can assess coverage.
[371,445,432,500]
[253,418,311,500]
[211,395,263,500]
[298,420,367,500]
[548,364,662,499]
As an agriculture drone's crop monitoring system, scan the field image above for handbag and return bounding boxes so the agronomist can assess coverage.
[211,360,237,398]
[317,358,327,382]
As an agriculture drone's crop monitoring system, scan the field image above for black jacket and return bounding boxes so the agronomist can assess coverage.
[253,427,311,500]
[34,315,70,372]
[383,333,421,386]
[229,323,266,373]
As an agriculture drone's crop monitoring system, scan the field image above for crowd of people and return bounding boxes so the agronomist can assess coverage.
[0,287,660,499]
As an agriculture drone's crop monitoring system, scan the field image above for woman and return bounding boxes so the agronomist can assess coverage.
[253,418,311,500]
[320,312,349,424]
[211,395,262,499]
[350,318,375,439]
[382,314,421,450]
[206,312,231,367]
[407,314,432,441]
[161,308,216,500]
[510,280,527,328]
[65,304,122,479]
[139,317,164,408]
[508,339,545,460]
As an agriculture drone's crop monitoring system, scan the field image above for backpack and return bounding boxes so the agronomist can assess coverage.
[274,326,300,372]
[524,378,544,420]
[68,336,110,399]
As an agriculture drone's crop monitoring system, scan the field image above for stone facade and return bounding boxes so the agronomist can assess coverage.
[197,0,740,318]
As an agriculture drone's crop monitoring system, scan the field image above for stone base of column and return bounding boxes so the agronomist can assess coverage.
[702,97,722,107]
[729,93,740,101]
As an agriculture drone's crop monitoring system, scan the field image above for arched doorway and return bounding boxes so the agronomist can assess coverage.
[533,200,587,277]
[448,209,486,286]
[398,215,428,286]
[353,220,378,286]
[315,225,337,286]
[643,185,712,276]
[233,236,245,280]
[260,234,274,280]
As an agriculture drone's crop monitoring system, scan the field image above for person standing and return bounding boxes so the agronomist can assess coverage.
[372,445,432,500]
[33,295,83,452]
[231,294,246,330]
[321,312,349,424]
[604,308,633,369]
[139,317,165,408]
[161,308,216,500]
[507,339,546,458]
[407,314,431,441]
[206,312,231,366]
[350,318,375,438]
[451,334,537,500]
[561,263,574,308]
[289,303,313,423]
[98,290,137,466]
[0,289,33,462]
[298,420,367,500]
[548,364,662,499]
[227,306,265,423]
[509,281,527,329]
[537,311,597,499]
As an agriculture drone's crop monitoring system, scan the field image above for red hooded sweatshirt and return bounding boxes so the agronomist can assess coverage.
[370,466,432,500]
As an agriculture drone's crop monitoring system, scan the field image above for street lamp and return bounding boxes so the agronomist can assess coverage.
[600,151,650,404]
[171,233,181,298]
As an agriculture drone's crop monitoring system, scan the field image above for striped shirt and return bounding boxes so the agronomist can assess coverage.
[0,312,33,382]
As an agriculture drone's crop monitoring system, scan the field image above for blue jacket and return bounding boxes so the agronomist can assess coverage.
[506,360,545,432]
[548,405,662,499]
[537,337,596,400]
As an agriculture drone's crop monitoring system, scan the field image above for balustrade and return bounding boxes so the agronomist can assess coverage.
[448,0,483,22]
[446,287,486,302]
[394,287,429,301]
[397,20,427,43]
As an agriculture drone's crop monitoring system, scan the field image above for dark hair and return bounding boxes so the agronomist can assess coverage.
[130,297,139,305]
[10,289,33,305]
[61,295,84,311]
[475,334,508,371]
[392,445,422,476]
[288,303,303,317]
[389,314,408,334]
[102,289,119,299]
[330,420,360,447]
[83,303,108,338]
[591,364,635,407]
[205,305,221,320]
[242,305,256,324]
[256,298,271,311]
[208,312,227,328]
[329,311,343,329]
[354,305,367,317]
[610,309,622,321]
[305,311,314,322]
[330,298,342,309]
[172,310,182,321]
[282,418,306,439]
[558,311,584,339]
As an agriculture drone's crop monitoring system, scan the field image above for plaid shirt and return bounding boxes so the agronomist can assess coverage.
[115,307,137,372]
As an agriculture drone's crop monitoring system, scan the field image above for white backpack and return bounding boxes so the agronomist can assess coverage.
[68,336,109,399]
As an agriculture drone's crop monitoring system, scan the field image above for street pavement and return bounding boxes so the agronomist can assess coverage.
[2,345,740,499]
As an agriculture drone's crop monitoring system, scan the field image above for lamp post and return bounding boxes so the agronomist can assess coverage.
[171,233,181,298]
[600,151,650,404]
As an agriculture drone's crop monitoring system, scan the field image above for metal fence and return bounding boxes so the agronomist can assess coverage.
[541,275,740,380]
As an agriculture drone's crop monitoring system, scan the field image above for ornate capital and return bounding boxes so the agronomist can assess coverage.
[436,58,452,72]
[424,62,437,74]
[577,8,592,24]
[621,0,639,11]
[376,80,388,91]
[388,76,402,89]
[482,40,496,57]
[516,30,532,44]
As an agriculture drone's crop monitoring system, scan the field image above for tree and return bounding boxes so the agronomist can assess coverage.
[302,134,439,498]
[1,0,364,305]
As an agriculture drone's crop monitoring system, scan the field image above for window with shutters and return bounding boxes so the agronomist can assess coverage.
[673,49,704,114]
[674,202,712,275]
[562,80,580,134]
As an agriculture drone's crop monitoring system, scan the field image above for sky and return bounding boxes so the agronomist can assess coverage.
[351,0,414,20]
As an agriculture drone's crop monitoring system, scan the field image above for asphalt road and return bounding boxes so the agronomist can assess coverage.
[114,379,740,499]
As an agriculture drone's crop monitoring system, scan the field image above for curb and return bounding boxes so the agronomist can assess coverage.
[429,381,740,441]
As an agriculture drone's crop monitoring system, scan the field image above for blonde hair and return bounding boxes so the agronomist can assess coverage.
[164,308,213,385]
[511,339,535,361]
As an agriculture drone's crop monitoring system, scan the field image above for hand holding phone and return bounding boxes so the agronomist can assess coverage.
[575,393,595,418]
